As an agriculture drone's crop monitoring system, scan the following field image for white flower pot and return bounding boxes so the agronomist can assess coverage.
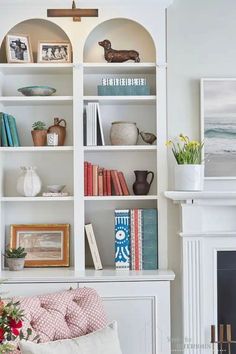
[174,164,204,191]
[7,258,25,271]
[17,166,42,197]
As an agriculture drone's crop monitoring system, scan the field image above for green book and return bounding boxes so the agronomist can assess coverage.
[8,115,20,147]
[142,209,158,270]
[0,112,8,147]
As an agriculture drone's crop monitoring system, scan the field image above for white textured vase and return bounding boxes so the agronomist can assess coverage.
[17,167,42,197]
[110,121,139,145]
[174,164,204,191]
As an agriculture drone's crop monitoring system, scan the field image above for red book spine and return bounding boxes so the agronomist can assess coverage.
[118,171,130,196]
[84,161,88,196]
[111,170,120,195]
[98,168,103,196]
[107,170,112,196]
[134,209,140,271]
[87,163,93,196]
[114,170,123,195]
[103,170,107,196]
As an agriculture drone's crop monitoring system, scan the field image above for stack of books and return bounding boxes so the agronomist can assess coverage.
[0,112,20,147]
[98,77,150,96]
[84,102,105,146]
[84,161,130,196]
[115,208,158,270]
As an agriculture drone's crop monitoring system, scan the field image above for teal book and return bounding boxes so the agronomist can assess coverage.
[8,115,20,147]
[1,113,8,147]
[3,113,13,146]
[142,209,158,270]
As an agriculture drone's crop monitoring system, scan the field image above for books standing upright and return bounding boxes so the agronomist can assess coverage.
[85,224,103,270]
[115,209,130,270]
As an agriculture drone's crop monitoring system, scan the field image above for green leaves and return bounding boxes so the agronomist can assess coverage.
[4,247,27,259]
[32,121,46,131]
[167,134,204,165]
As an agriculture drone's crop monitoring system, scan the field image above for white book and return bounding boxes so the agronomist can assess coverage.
[93,103,97,146]
[96,103,105,146]
[85,224,103,270]
[86,104,92,145]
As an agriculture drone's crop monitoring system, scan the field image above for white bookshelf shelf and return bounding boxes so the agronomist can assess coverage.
[0,197,74,202]
[0,146,73,152]
[84,145,156,152]
[0,96,73,106]
[83,95,156,105]
[0,63,73,75]
[84,195,158,201]
[83,62,156,74]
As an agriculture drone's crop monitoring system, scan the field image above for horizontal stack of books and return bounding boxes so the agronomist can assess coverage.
[84,161,130,196]
[84,102,104,146]
[115,208,158,270]
[0,112,20,147]
[98,77,150,96]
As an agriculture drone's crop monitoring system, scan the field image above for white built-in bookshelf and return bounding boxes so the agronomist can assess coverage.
[0,10,169,274]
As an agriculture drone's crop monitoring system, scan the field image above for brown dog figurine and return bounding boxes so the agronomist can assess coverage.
[98,39,140,63]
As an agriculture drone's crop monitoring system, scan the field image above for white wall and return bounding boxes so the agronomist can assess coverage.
[167,0,236,349]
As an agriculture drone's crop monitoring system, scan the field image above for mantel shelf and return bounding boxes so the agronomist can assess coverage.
[165,191,236,201]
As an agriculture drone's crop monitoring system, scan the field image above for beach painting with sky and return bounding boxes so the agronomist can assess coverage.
[203,79,236,177]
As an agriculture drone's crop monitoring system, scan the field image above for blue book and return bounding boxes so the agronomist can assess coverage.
[142,209,158,270]
[3,113,13,146]
[115,209,130,270]
[1,113,8,147]
[8,115,20,147]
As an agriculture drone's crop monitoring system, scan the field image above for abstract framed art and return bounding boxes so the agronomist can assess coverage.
[201,78,236,178]
[10,224,70,267]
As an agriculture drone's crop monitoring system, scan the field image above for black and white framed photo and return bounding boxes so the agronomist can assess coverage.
[38,41,71,63]
[6,34,33,63]
[201,78,236,178]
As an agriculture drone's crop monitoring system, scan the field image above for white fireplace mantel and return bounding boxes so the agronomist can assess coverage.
[166,191,236,354]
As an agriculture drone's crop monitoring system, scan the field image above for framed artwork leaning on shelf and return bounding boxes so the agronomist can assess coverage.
[37,41,71,63]
[10,224,70,267]
[6,34,33,63]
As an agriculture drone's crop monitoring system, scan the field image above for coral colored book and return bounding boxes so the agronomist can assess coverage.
[87,163,93,196]
[84,161,88,196]
[130,209,142,271]
[114,170,123,195]
[107,170,112,196]
[103,170,107,196]
[111,170,121,196]
[92,165,98,196]
[118,171,130,196]
[98,168,104,196]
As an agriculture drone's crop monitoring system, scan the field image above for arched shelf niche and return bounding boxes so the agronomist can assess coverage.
[0,19,72,63]
[83,18,156,63]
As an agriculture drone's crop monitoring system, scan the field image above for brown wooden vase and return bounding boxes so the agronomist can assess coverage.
[31,130,47,146]
[48,118,66,146]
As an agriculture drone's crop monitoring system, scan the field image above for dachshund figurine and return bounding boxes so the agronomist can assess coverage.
[98,39,140,63]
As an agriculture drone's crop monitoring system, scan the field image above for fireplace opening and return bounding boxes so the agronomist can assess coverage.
[218,251,236,352]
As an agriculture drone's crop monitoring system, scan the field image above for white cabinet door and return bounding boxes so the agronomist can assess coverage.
[1,282,78,297]
[80,281,171,354]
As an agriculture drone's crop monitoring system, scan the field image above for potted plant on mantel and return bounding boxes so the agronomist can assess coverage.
[167,134,204,191]
[31,121,47,146]
[4,247,27,271]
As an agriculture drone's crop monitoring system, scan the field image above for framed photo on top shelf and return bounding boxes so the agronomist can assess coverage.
[37,41,71,63]
[6,34,33,63]
[10,224,70,267]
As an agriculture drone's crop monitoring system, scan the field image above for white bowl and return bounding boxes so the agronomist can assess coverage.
[47,185,65,193]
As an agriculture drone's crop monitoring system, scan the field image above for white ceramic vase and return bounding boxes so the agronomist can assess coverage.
[174,164,204,191]
[110,121,139,145]
[17,167,42,197]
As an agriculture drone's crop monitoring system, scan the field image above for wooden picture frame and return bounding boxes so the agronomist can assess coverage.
[6,34,33,63]
[37,41,71,63]
[10,224,70,267]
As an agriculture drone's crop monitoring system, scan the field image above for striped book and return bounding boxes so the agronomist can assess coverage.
[115,209,130,270]
[142,209,158,270]
[130,209,143,270]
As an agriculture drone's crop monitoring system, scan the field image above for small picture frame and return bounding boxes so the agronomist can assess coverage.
[37,41,71,63]
[10,224,70,267]
[6,34,33,63]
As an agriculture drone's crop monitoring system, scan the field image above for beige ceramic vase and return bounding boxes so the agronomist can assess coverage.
[110,121,138,145]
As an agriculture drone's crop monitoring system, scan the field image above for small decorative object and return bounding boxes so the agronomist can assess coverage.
[47,184,65,193]
[4,247,27,271]
[16,166,42,197]
[10,224,70,267]
[110,121,139,145]
[42,192,69,197]
[98,39,140,63]
[18,86,56,96]
[38,41,71,63]
[132,170,154,195]
[47,118,66,146]
[166,134,204,191]
[31,121,47,146]
[6,34,33,63]
[140,131,157,145]
[47,132,59,146]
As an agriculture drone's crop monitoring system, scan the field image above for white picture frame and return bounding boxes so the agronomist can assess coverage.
[6,34,33,63]
[37,41,71,63]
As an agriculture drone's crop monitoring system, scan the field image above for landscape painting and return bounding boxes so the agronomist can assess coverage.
[202,79,236,177]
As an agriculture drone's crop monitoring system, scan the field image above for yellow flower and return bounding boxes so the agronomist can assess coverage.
[165,140,173,147]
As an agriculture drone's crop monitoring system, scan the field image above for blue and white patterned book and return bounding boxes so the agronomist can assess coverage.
[115,209,130,270]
